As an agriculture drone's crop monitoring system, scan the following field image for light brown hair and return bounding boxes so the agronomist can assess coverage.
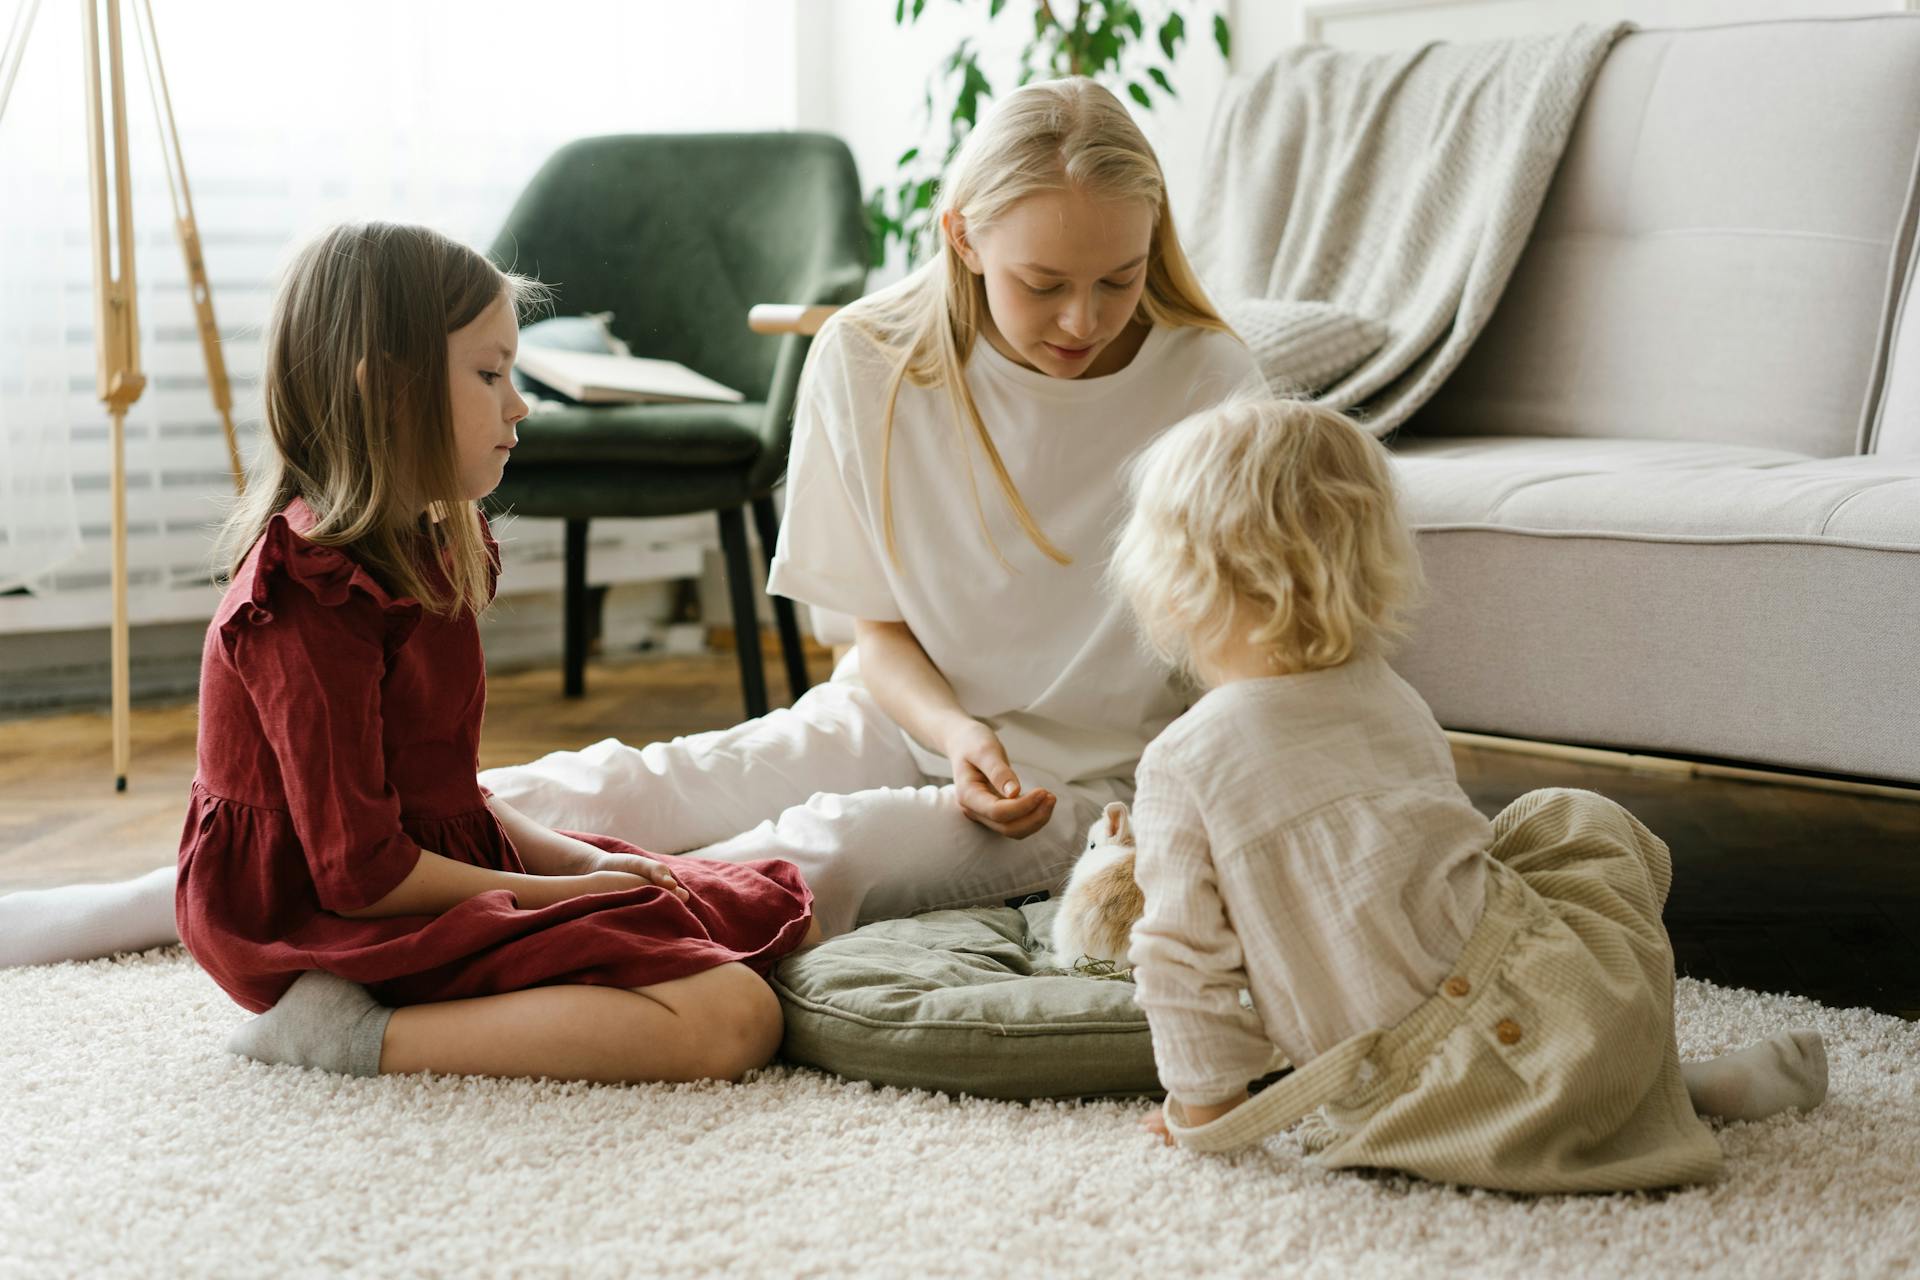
[216,222,545,616]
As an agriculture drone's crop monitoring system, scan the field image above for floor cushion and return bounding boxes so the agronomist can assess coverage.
[771,899,1160,1099]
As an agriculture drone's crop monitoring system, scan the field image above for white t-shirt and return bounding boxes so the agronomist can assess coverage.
[767,312,1261,784]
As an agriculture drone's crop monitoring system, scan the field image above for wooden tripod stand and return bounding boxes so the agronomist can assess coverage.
[0,0,243,791]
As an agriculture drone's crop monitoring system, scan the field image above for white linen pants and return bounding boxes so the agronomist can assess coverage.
[478,679,1131,938]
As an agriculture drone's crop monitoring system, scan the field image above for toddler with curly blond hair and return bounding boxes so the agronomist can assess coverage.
[1109,398,1826,1193]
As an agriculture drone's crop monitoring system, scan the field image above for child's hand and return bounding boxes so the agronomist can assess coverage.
[583,851,690,902]
[551,866,688,905]
[515,865,691,910]
[1141,1090,1250,1148]
[946,721,1055,839]
[486,795,689,901]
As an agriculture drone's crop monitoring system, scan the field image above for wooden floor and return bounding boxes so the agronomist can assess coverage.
[4,646,1917,1018]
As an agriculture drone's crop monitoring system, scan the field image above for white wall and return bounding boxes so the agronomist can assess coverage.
[794,1,1234,281]
[793,0,1919,258]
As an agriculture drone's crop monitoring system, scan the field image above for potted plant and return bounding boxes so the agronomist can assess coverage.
[868,0,1232,268]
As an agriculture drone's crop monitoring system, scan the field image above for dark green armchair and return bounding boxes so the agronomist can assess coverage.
[486,132,867,716]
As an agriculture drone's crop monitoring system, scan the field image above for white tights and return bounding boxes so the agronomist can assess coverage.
[0,679,1121,962]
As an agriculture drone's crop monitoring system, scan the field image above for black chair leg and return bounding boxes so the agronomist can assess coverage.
[751,494,813,704]
[717,507,769,720]
[563,518,590,699]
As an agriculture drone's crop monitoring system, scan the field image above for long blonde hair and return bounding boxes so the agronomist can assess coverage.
[216,222,545,616]
[838,77,1231,569]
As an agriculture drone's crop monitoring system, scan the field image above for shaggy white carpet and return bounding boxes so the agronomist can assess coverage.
[2,950,1916,1279]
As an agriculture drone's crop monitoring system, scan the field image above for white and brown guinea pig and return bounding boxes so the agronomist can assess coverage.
[1051,802,1145,966]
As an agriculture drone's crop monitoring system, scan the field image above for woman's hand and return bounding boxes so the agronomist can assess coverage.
[945,720,1055,839]
[852,620,1056,840]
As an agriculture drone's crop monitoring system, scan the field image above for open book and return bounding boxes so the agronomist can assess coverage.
[515,346,744,405]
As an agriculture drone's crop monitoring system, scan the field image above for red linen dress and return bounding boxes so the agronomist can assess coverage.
[176,499,813,1012]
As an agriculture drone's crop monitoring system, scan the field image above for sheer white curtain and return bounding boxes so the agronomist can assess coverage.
[0,0,85,594]
[0,0,796,631]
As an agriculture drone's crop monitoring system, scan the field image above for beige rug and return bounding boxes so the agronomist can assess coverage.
[2,949,1916,1279]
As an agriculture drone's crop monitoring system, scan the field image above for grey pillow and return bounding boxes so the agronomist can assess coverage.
[1221,298,1389,395]
[772,899,1161,1099]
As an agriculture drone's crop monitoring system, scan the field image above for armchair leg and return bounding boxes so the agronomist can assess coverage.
[718,507,770,721]
[751,494,814,704]
[563,518,590,699]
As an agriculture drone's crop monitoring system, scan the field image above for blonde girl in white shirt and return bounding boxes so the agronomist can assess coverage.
[1112,398,1827,1193]
[2,80,1259,987]
[480,78,1256,947]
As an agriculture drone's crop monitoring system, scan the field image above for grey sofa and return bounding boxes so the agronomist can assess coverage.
[1388,13,1920,786]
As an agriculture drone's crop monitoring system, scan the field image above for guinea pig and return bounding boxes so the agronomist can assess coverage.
[1051,801,1145,967]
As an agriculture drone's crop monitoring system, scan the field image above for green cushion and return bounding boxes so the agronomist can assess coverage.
[771,900,1162,1100]
[508,401,765,467]
[487,464,756,521]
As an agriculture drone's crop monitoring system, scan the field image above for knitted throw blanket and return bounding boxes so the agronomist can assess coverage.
[1188,23,1630,435]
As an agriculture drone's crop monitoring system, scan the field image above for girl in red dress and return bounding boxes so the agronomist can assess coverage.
[176,222,816,1082]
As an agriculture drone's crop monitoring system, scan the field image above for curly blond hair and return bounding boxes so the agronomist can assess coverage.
[1108,398,1422,680]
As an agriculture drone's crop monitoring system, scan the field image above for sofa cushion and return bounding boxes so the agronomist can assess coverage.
[1395,437,1920,544]
[1388,437,1920,782]
[771,899,1160,1099]
[1409,15,1920,459]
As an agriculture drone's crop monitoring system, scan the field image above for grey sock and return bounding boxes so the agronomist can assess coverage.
[1682,1028,1828,1122]
[226,970,393,1077]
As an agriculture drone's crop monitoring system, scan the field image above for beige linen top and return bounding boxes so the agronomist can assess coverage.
[1129,656,1492,1106]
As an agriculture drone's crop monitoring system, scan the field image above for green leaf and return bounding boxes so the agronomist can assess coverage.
[911,0,927,20]
[864,190,898,269]
[1214,12,1231,59]
[1147,66,1175,97]
[1088,27,1121,71]
[897,146,921,165]
[894,0,904,23]
[1127,80,1151,109]
[989,0,1006,15]
[1120,4,1144,39]
[1158,12,1184,59]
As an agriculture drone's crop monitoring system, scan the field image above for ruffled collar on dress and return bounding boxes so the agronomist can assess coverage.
[217,499,425,649]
